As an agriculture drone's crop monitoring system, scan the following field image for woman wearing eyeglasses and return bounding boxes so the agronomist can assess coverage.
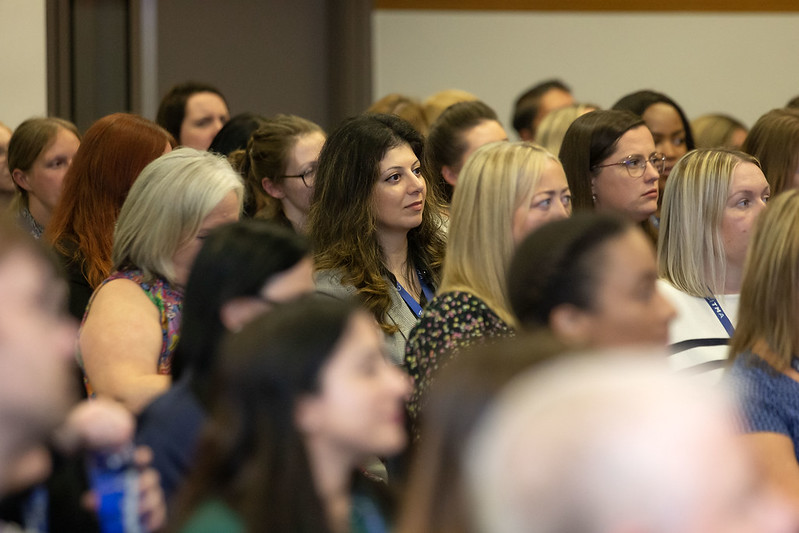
[658,149,769,382]
[559,110,665,225]
[229,114,325,231]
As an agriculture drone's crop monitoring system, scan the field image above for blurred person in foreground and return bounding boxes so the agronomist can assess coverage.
[466,353,797,533]
[0,216,165,531]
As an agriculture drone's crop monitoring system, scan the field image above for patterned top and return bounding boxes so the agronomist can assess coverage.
[17,206,43,239]
[404,291,514,422]
[79,269,183,396]
[727,351,799,460]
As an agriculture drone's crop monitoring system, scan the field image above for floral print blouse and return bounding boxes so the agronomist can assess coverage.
[404,290,514,423]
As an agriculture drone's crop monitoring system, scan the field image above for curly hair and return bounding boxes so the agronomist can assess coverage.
[308,113,446,334]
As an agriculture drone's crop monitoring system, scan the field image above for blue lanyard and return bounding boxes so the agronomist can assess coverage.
[704,296,735,337]
[395,270,434,317]
[351,494,389,533]
[22,484,49,533]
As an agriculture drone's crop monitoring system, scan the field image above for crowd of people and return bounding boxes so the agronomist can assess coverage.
[1,77,799,532]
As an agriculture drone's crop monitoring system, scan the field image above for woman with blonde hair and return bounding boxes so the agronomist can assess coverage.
[422,89,478,126]
[691,113,747,150]
[658,149,769,381]
[368,93,428,136]
[229,114,324,230]
[728,189,799,508]
[533,103,597,156]
[405,141,571,421]
[7,117,81,238]
[79,148,243,413]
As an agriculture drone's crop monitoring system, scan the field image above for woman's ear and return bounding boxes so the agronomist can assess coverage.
[11,169,30,192]
[441,165,458,186]
[262,177,286,199]
[549,303,593,347]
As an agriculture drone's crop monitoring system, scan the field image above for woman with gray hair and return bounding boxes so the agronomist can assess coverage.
[78,148,243,413]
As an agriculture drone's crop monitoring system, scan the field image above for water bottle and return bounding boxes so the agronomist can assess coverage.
[87,443,143,533]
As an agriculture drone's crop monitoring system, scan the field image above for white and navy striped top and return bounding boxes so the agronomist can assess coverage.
[658,280,739,384]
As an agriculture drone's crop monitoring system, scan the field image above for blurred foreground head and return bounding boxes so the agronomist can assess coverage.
[0,216,76,490]
[466,353,798,533]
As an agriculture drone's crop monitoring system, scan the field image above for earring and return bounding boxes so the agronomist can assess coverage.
[592,193,597,204]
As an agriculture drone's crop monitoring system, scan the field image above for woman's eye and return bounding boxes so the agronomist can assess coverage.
[737,198,751,208]
[562,194,572,206]
[412,167,422,176]
[673,137,685,147]
[763,194,771,203]
[386,173,400,183]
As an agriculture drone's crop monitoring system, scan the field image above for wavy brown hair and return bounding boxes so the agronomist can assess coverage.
[308,113,446,334]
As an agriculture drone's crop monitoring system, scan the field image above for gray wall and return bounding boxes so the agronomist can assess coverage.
[156,0,371,131]
[374,10,799,135]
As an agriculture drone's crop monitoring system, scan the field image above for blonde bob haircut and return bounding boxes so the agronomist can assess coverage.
[730,190,799,372]
[658,149,760,298]
[112,148,243,286]
[534,104,597,156]
[442,141,558,326]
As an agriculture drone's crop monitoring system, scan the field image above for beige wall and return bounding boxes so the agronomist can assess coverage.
[373,10,799,135]
[0,0,47,129]
[3,6,797,134]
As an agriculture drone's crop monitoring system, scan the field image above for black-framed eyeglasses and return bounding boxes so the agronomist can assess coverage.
[593,153,666,178]
[280,166,316,188]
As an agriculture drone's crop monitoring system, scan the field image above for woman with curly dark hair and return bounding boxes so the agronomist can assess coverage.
[308,113,446,364]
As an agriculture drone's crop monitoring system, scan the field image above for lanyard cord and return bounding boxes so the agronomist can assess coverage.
[704,296,735,337]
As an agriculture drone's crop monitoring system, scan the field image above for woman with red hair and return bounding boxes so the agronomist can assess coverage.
[46,113,175,319]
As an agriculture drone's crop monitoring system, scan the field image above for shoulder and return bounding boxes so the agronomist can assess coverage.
[417,291,506,330]
[406,291,511,365]
[88,274,159,313]
[80,274,163,344]
[656,279,695,304]
[314,269,357,298]
[728,352,799,434]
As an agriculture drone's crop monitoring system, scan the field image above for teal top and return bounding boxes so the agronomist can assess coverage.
[178,490,390,533]
[178,500,244,533]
